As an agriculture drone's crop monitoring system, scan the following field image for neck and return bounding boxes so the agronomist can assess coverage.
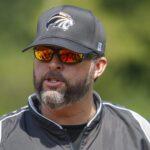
[40,92,96,125]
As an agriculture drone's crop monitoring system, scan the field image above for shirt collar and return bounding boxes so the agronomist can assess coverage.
[28,91,103,129]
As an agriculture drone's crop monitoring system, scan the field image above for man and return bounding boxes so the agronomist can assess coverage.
[0,5,150,150]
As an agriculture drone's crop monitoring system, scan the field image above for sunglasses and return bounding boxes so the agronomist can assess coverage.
[34,46,98,64]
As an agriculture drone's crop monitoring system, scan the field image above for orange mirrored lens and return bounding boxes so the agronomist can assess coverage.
[35,47,53,61]
[60,49,84,63]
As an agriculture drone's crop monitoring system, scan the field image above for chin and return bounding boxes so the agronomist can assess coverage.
[40,90,65,108]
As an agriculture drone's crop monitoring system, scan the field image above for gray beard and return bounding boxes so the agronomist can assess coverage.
[41,90,65,109]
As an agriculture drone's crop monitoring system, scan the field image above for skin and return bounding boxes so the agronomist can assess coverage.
[34,52,107,125]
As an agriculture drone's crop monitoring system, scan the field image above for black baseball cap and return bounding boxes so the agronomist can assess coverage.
[22,5,106,55]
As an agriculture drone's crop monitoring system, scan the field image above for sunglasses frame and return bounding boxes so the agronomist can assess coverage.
[34,46,99,65]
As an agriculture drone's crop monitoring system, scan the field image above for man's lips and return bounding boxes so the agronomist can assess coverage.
[42,71,66,90]
[43,78,65,89]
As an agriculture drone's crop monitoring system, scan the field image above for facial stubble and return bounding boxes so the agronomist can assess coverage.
[33,63,95,109]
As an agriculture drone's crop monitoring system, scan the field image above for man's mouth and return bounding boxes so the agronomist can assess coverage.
[43,78,65,89]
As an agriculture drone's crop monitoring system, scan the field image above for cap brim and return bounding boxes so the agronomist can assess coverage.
[22,37,93,54]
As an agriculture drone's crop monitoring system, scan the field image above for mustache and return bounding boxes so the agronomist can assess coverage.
[33,70,67,95]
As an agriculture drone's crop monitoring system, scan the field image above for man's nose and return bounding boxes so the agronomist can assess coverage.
[48,54,63,70]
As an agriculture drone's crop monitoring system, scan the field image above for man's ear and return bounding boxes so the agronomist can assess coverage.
[94,57,107,80]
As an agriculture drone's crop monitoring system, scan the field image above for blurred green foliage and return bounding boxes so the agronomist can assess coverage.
[0,0,149,118]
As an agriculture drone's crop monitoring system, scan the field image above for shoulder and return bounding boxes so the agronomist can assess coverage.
[0,106,29,144]
[102,102,150,143]
[0,106,29,122]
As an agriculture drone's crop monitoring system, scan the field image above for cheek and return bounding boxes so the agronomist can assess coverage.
[65,62,95,84]
[66,66,84,79]
[33,61,48,81]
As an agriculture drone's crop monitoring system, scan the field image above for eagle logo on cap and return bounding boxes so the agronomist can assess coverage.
[46,12,74,31]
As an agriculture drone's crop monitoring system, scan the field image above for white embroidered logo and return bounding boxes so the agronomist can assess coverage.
[46,12,74,31]
[97,42,103,52]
